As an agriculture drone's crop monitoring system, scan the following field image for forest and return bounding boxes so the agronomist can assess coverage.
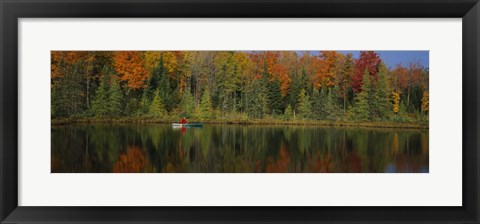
[51,51,429,127]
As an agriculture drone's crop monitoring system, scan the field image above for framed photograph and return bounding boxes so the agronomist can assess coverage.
[1,0,479,223]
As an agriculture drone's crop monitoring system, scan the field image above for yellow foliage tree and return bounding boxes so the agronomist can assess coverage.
[421,91,429,114]
[392,91,400,114]
[143,51,162,75]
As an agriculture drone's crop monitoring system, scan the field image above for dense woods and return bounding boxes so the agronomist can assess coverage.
[51,51,429,125]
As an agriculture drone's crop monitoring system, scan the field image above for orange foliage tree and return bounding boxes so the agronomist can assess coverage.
[113,51,148,90]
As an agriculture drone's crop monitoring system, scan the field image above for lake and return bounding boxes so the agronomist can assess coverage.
[51,124,429,173]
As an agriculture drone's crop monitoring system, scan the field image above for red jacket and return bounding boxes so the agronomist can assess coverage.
[181,118,187,124]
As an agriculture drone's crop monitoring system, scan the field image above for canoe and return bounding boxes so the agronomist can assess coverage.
[172,123,204,127]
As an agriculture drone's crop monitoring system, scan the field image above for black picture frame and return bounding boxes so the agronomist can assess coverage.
[1,0,479,223]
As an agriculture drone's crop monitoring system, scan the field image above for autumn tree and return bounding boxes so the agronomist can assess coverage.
[351,51,382,93]
[392,91,400,114]
[113,51,149,115]
[421,91,429,114]
[50,50,428,124]
[317,51,342,88]
[113,51,149,90]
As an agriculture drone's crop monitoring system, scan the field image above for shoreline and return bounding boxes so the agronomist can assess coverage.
[51,118,428,129]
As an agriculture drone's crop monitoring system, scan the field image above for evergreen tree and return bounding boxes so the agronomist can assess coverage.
[108,78,123,116]
[199,89,214,120]
[260,61,271,116]
[372,64,392,120]
[158,70,173,112]
[140,91,150,115]
[148,88,166,117]
[181,90,195,118]
[325,87,338,121]
[298,89,313,119]
[245,78,266,119]
[350,70,373,121]
[300,67,313,96]
[289,69,303,112]
[51,80,68,117]
[145,56,164,103]
[91,73,110,117]
[268,77,284,115]
[338,53,354,114]
[284,104,294,120]
[52,64,85,117]
[141,57,166,114]
[311,88,322,119]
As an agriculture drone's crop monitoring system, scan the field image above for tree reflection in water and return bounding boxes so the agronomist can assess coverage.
[51,124,428,173]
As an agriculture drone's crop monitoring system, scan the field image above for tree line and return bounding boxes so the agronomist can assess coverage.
[51,51,429,123]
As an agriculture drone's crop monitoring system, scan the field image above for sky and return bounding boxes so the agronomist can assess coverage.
[301,51,429,69]
[339,51,429,69]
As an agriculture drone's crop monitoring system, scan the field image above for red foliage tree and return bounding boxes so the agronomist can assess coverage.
[351,51,382,93]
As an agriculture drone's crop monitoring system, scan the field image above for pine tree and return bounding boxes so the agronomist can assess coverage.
[181,90,195,118]
[351,70,372,121]
[158,70,173,112]
[260,61,272,115]
[149,88,166,117]
[298,89,313,119]
[51,80,68,118]
[372,63,392,120]
[311,88,322,119]
[91,73,110,117]
[338,53,354,114]
[199,89,214,120]
[289,70,303,112]
[268,77,284,115]
[144,57,164,103]
[283,104,293,120]
[108,78,123,116]
[245,78,266,119]
[325,87,338,121]
[300,67,313,97]
[140,91,150,115]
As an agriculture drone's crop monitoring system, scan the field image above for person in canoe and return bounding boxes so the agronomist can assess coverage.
[180,117,188,124]
[180,117,188,135]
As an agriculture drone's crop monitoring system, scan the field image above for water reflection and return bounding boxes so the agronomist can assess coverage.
[51,124,429,173]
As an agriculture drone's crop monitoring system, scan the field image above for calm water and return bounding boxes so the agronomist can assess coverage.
[51,124,429,173]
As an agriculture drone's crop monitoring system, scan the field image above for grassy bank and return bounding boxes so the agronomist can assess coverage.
[52,117,428,129]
